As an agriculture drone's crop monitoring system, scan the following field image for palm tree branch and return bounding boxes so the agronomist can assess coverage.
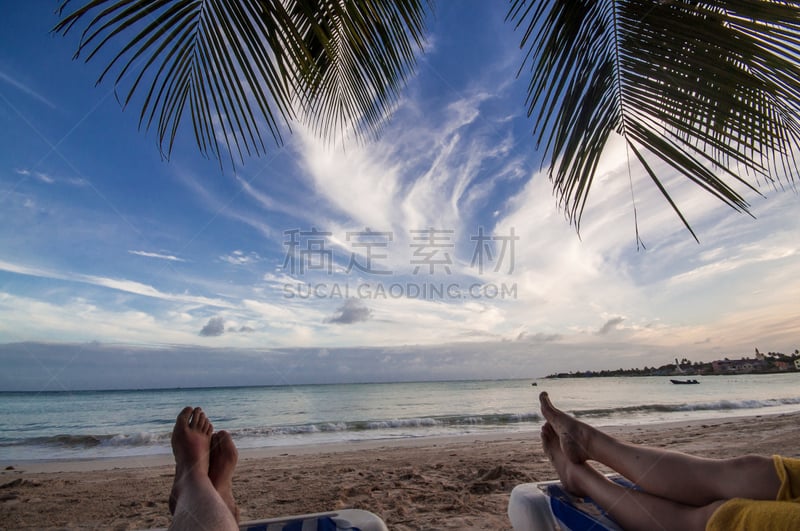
[55,0,428,161]
[295,0,428,143]
[628,141,699,242]
[510,0,800,234]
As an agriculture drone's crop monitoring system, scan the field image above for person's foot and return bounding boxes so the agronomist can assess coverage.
[169,406,213,515]
[209,430,240,522]
[539,392,592,463]
[541,422,587,497]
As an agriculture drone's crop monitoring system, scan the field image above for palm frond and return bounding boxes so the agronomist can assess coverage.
[288,0,428,143]
[509,0,800,237]
[54,0,428,162]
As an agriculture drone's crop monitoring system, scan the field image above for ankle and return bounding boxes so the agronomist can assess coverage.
[562,461,590,497]
[178,467,212,486]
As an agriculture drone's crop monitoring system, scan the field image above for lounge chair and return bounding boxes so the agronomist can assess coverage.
[148,508,388,531]
[238,509,388,531]
[508,475,635,530]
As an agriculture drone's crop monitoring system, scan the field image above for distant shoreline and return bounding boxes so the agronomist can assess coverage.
[546,352,800,379]
[546,369,799,379]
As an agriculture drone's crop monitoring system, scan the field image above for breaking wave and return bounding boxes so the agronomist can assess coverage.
[573,397,800,418]
[0,412,543,450]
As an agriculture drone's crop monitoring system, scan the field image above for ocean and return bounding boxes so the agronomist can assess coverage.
[1,374,799,462]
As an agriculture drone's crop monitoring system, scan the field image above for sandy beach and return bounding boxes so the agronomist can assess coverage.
[2,411,799,530]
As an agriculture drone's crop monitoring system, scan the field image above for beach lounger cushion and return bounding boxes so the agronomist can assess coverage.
[240,509,388,531]
[144,508,387,531]
[508,475,635,530]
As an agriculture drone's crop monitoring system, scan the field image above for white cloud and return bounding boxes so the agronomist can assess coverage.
[288,86,528,278]
[234,175,306,220]
[171,166,278,240]
[0,292,189,345]
[0,70,56,108]
[128,250,186,262]
[0,259,234,308]
[241,298,299,322]
[263,271,303,285]
[220,250,261,265]
[12,168,89,187]
[34,172,55,184]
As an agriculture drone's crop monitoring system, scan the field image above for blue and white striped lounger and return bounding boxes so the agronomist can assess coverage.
[508,475,636,530]
[238,509,388,531]
[148,508,387,531]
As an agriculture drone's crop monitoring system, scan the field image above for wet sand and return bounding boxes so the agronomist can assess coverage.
[2,412,799,530]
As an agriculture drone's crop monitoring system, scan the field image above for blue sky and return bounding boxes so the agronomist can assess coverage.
[1,2,799,390]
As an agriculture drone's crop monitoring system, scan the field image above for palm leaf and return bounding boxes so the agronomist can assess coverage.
[288,0,427,143]
[509,0,800,238]
[54,0,427,162]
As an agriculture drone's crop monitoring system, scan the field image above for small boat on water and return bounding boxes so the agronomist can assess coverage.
[670,379,699,385]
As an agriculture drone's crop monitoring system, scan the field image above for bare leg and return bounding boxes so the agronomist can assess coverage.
[169,407,238,531]
[542,423,722,531]
[540,392,781,506]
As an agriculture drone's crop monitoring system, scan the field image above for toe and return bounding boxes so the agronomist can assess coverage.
[190,407,204,429]
[539,392,552,411]
[539,392,555,420]
[199,415,210,433]
[216,431,236,454]
[176,406,193,425]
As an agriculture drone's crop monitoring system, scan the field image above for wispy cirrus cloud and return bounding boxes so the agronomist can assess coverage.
[0,259,233,308]
[0,71,56,108]
[283,86,529,278]
[33,171,54,184]
[15,168,88,187]
[295,88,504,234]
[128,250,186,262]
[170,166,278,240]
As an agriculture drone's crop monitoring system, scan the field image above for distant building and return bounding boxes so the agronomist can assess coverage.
[795,359,800,370]
[774,361,791,371]
[711,357,767,374]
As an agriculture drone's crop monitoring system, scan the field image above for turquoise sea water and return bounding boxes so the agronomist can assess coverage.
[1,374,799,462]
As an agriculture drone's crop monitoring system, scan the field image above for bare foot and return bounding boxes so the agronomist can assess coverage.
[209,430,240,523]
[539,392,592,463]
[541,422,587,497]
[169,406,213,515]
